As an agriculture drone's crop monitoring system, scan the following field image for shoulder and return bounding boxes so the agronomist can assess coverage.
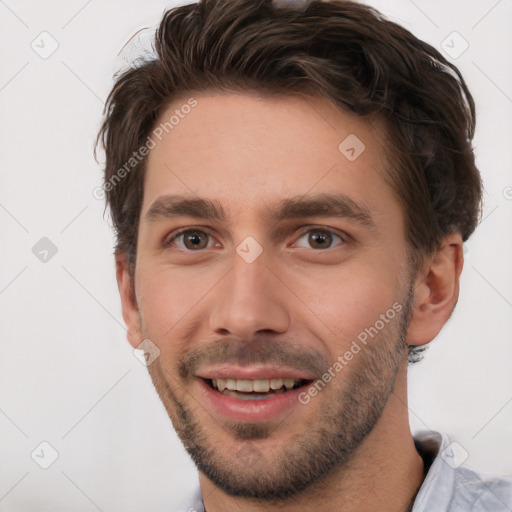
[451,465,512,511]
[412,431,512,512]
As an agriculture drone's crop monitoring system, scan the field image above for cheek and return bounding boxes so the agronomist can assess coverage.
[289,258,402,346]
[135,263,219,339]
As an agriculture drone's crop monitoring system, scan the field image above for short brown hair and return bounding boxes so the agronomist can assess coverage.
[96,0,482,359]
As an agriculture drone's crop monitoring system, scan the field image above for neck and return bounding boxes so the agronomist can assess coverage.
[199,362,424,512]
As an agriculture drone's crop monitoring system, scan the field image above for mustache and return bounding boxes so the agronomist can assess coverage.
[178,338,330,380]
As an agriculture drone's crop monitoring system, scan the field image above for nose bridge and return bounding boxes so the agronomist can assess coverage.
[208,248,290,339]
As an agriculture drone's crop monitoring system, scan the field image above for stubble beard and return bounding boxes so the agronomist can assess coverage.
[145,291,412,501]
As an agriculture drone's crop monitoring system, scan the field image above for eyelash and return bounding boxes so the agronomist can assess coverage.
[163,226,346,251]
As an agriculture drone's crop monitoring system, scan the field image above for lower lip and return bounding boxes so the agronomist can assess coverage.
[197,379,310,422]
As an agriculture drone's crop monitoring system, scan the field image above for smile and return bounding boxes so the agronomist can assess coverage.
[197,372,315,421]
[206,377,309,400]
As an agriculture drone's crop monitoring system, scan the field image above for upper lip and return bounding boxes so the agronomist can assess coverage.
[196,365,316,381]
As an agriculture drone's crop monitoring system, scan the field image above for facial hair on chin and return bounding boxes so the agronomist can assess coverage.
[145,290,412,501]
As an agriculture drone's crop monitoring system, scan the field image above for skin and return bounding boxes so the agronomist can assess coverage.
[116,91,464,512]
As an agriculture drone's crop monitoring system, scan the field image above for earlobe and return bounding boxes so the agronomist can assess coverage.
[406,233,464,346]
[115,251,142,349]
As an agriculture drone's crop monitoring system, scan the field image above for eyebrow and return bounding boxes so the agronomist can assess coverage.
[144,192,375,228]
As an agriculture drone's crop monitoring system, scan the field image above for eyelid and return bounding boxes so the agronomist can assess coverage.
[163,226,217,248]
[295,225,347,240]
[292,225,347,248]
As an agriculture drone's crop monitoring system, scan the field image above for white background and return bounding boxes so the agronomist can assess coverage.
[0,0,511,510]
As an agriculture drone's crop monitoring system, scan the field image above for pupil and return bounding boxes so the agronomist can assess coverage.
[311,231,330,248]
[186,232,206,249]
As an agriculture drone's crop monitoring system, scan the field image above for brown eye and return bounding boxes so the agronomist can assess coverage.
[295,228,344,250]
[165,229,212,250]
[308,230,333,249]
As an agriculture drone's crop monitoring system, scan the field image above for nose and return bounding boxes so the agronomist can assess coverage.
[208,251,290,341]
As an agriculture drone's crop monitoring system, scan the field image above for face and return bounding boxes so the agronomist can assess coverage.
[128,91,415,499]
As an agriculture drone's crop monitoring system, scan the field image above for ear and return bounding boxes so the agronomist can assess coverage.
[406,233,464,346]
[115,250,143,349]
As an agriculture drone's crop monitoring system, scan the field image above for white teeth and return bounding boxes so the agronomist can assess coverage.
[253,379,270,392]
[236,379,253,392]
[210,377,302,392]
[216,378,227,392]
[283,378,295,390]
[270,378,283,390]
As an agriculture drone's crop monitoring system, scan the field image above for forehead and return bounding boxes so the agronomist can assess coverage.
[142,91,395,223]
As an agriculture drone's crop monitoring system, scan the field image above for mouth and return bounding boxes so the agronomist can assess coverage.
[196,371,316,422]
[203,377,311,400]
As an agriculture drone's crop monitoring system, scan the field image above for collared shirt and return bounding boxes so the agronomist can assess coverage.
[178,431,512,512]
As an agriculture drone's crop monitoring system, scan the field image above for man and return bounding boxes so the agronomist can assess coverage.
[96,0,512,510]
